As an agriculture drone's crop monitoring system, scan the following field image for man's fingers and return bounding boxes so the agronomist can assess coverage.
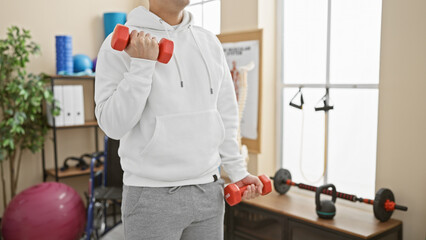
[237,175,269,200]
[138,31,146,39]
[251,177,263,194]
[241,184,262,200]
[256,185,261,197]
[258,182,264,194]
[130,30,138,40]
[242,188,249,199]
[246,185,252,199]
[256,176,262,186]
[243,185,252,200]
[249,184,255,199]
[252,184,258,198]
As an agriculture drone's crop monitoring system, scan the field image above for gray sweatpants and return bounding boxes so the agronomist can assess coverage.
[121,179,225,240]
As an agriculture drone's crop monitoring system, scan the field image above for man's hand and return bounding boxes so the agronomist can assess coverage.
[235,175,264,200]
[124,30,159,60]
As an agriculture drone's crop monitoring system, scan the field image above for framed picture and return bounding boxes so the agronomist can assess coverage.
[217,29,263,154]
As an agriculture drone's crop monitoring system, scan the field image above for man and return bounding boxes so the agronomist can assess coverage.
[94,0,264,239]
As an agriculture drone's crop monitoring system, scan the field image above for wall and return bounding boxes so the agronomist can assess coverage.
[376,0,426,238]
[256,0,277,177]
[221,0,261,176]
[0,0,145,214]
[0,0,146,74]
[221,0,277,178]
[221,0,258,33]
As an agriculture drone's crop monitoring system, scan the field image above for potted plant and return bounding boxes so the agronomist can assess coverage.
[0,26,59,208]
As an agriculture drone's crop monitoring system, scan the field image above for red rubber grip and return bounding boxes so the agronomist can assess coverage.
[158,38,174,64]
[111,24,130,51]
[298,183,317,192]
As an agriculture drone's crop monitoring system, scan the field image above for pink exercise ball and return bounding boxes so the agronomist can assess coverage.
[1,182,86,240]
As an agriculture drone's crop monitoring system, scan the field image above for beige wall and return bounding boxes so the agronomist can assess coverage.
[0,0,145,75]
[376,0,426,238]
[257,0,277,177]
[0,0,144,213]
[221,0,277,178]
[221,0,261,176]
[221,0,258,33]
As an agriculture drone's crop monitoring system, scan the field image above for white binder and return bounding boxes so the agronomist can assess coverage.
[62,85,74,126]
[47,85,65,127]
[73,85,85,125]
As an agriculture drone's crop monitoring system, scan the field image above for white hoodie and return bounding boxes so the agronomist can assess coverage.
[94,6,249,187]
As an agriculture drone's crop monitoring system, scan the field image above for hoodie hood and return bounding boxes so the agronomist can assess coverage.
[126,6,193,32]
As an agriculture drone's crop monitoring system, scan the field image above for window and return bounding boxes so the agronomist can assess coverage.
[186,0,221,34]
[277,0,382,199]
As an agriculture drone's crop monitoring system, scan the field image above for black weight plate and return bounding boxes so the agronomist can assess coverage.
[374,188,395,222]
[274,168,292,195]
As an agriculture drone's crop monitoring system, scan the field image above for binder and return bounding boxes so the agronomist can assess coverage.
[62,85,74,126]
[73,85,85,125]
[47,85,65,127]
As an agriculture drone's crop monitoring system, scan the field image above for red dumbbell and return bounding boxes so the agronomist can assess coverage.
[110,24,174,64]
[224,175,272,206]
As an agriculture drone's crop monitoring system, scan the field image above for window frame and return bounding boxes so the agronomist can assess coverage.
[187,0,221,34]
[276,0,380,185]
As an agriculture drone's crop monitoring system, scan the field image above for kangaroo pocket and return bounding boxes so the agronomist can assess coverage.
[138,109,225,181]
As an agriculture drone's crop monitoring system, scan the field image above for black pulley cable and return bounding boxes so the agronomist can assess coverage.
[289,88,326,183]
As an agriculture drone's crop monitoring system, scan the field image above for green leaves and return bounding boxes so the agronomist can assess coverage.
[0,26,40,83]
[0,26,56,160]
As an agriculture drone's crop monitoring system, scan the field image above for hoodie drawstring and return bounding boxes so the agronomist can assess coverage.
[189,25,214,95]
[158,20,214,95]
[168,186,182,194]
[168,184,206,195]
[195,184,206,193]
[159,19,184,88]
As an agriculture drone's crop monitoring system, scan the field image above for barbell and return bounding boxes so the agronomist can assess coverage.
[271,168,408,222]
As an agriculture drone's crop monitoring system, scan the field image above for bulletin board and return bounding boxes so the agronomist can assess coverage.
[217,29,263,154]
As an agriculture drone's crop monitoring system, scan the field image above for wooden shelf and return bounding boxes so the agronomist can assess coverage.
[49,75,95,80]
[42,74,101,182]
[45,165,103,179]
[49,120,98,129]
[235,222,282,240]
